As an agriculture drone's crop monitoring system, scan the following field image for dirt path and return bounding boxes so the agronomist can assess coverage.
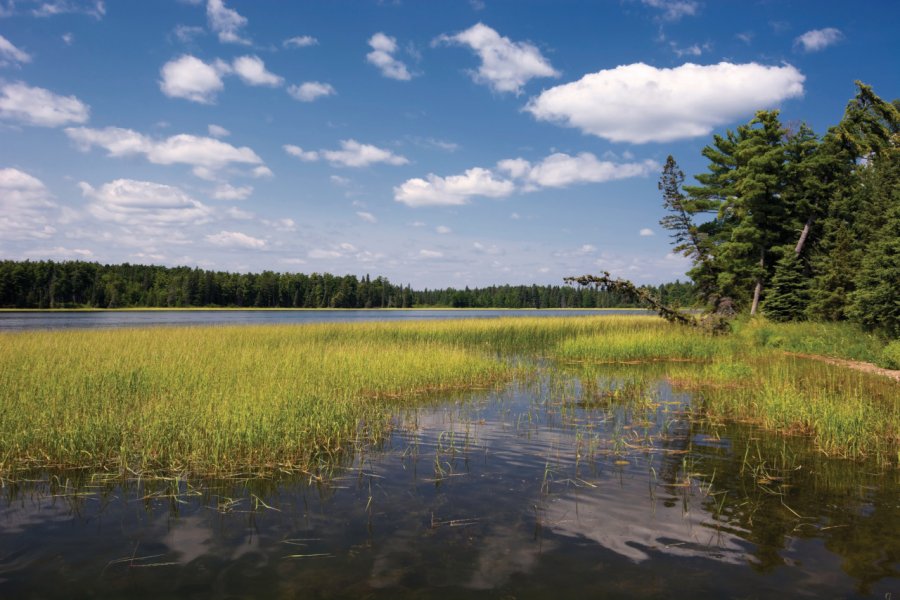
[783,351,900,383]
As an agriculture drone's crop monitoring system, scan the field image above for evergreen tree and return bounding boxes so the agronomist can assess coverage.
[761,252,809,321]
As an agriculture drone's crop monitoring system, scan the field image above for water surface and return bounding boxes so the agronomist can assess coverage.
[2,364,897,598]
[0,308,649,331]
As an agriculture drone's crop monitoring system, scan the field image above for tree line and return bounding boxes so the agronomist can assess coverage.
[0,260,697,310]
[660,82,898,337]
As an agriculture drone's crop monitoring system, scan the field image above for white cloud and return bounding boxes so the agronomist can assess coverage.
[436,225,452,234]
[356,211,377,223]
[419,249,444,259]
[159,55,226,103]
[80,179,212,228]
[252,165,273,178]
[206,0,249,45]
[0,167,58,240]
[32,1,105,19]
[505,153,659,188]
[65,126,264,175]
[640,0,698,21]
[321,139,408,168]
[330,175,350,186]
[366,32,412,81]
[205,230,265,249]
[394,167,515,207]
[639,228,655,236]
[24,246,94,258]
[287,81,336,102]
[434,23,558,94]
[795,28,843,53]
[61,32,75,45]
[283,144,319,161]
[0,34,32,65]
[284,35,318,48]
[172,24,204,43]
[261,217,296,232]
[225,206,254,220]
[212,183,252,200]
[670,42,705,57]
[526,62,805,143]
[208,123,230,137]
[232,55,283,87]
[0,81,89,127]
[308,248,342,259]
[396,151,655,207]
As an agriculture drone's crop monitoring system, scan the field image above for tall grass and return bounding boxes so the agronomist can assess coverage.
[1,315,896,477]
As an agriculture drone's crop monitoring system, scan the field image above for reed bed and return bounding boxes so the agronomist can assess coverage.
[1,314,897,477]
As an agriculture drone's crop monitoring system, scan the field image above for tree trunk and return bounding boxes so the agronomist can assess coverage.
[794,216,813,255]
[750,250,765,315]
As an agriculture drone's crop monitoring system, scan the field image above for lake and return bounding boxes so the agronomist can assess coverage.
[0,308,650,331]
[1,361,897,598]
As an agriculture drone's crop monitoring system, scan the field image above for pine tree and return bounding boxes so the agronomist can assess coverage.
[762,252,809,321]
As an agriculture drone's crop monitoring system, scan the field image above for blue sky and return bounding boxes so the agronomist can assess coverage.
[1,0,897,288]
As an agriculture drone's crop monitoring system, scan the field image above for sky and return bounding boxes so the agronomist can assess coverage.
[1,0,897,288]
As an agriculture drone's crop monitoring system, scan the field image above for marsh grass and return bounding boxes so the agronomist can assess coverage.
[1,315,897,479]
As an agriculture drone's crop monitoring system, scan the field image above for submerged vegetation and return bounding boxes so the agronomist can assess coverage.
[1,316,896,480]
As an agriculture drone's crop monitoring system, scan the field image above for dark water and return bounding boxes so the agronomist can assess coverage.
[1,365,898,598]
[0,309,649,331]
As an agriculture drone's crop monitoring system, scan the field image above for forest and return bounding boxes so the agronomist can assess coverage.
[659,82,898,337]
[0,259,697,310]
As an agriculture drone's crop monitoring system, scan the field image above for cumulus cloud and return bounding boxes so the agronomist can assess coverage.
[396,151,656,207]
[80,179,212,228]
[206,0,249,45]
[283,144,319,161]
[65,126,264,175]
[208,123,230,137]
[640,0,698,21]
[232,55,283,86]
[502,152,659,188]
[205,230,265,249]
[434,23,558,94]
[436,225,452,234]
[356,211,377,223]
[639,228,655,236]
[526,62,805,143]
[212,183,252,201]
[321,139,408,168]
[251,165,273,178]
[159,55,227,103]
[284,35,318,48]
[394,167,515,207]
[0,34,31,65]
[0,81,89,127]
[0,167,58,239]
[419,249,444,259]
[366,32,412,81]
[287,81,336,102]
[794,28,843,53]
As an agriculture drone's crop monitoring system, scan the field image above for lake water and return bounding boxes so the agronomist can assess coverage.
[2,362,897,598]
[0,308,650,331]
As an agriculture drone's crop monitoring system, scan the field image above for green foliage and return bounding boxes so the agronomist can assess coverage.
[663,81,898,338]
[879,341,900,370]
[762,252,809,321]
[0,260,697,310]
[732,319,885,364]
[847,151,900,338]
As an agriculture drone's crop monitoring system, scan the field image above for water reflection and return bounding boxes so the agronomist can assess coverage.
[0,366,897,598]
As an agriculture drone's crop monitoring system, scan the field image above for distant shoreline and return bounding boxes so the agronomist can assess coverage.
[0,307,653,313]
